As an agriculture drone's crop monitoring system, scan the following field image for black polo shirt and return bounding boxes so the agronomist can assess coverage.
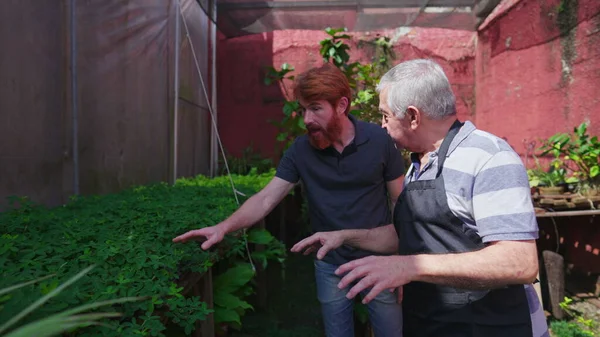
[276,114,405,265]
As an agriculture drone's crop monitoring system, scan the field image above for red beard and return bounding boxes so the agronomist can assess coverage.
[307,114,343,150]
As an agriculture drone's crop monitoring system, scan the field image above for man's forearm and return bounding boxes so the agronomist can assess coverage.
[410,240,539,289]
[221,194,272,233]
[344,224,398,254]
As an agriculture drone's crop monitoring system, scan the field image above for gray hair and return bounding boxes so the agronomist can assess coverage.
[376,59,456,120]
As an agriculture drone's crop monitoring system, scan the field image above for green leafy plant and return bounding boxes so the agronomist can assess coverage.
[210,228,286,334]
[352,36,395,123]
[319,29,396,124]
[527,153,570,188]
[319,27,354,75]
[264,62,306,153]
[1,170,285,336]
[266,27,398,157]
[213,263,255,330]
[0,266,144,337]
[527,167,566,187]
[538,122,600,194]
[550,297,596,337]
[551,320,595,337]
[219,145,274,176]
[246,228,286,270]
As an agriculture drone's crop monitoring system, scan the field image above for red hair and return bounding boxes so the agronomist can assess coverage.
[293,63,352,115]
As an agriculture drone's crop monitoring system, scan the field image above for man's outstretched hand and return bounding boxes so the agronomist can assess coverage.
[172,225,225,250]
[291,231,346,260]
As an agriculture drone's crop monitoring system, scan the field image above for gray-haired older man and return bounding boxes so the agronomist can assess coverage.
[291,59,549,337]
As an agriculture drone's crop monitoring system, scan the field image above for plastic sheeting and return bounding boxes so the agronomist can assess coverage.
[203,0,486,37]
[0,0,212,208]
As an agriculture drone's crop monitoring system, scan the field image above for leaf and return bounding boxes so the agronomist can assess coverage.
[214,308,241,325]
[0,274,55,297]
[591,166,599,178]
[328,47,336,57]
[185,322,197,335]
[297,118,306,130]
[324,27,345,36]
[247,229,275,245]
[565,176,579,184]
[52,296,146,318]
[0,267,144,337]
[0,265,96,335]
[528,177,540,187]
[576,122,587,137]
[213,263,255,294]
[283,101,298,116]
[4,319,105,337]
[276,133,288,142]
[214,292,253,311]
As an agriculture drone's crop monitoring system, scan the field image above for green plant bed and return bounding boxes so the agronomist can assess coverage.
[0,169,285,337]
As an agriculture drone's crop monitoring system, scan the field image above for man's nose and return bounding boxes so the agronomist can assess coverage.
[303,110,314,125]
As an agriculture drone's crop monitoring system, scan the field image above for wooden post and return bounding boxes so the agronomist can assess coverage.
[543,250,565,319]
[256,219,268,309]
[199,267,215,337]
[279,198,286,244]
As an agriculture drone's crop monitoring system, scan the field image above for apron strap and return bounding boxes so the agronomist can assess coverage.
[436,119,464,178]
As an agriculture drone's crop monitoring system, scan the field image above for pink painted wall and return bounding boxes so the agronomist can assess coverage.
[475,0,600,162]
[475,0,600,277]
[217,28,476,159]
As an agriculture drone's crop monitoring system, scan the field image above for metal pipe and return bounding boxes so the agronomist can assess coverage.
[70,0,80,195]
[217,0,474,10]
[172,0,181,184]
[536,209,600,218]
[210,0,218,177]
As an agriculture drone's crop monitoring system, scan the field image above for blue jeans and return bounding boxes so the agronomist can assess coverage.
[314,260,403,337]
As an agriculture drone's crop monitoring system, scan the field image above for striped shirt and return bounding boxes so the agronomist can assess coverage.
[405,120,549,337]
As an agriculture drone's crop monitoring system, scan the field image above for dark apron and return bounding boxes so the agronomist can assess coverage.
[394,120,533,337]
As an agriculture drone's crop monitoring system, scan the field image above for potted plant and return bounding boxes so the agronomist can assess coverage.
[527,166,567,195]
[528,142,569,195]
[539,122,600,196]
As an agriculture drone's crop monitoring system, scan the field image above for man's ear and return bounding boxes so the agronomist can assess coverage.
[337,97,349,115]
[406,106,421,130]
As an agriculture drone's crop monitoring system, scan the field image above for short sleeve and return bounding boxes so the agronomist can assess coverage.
[384,133,405,181]
[275,141,300,184]
[472,150,539,243]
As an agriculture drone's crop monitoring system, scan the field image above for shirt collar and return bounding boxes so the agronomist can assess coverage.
[446,120,476,156]
[410,119,476,158]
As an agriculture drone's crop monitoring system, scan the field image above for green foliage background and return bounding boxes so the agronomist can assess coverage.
[0,170,285,337]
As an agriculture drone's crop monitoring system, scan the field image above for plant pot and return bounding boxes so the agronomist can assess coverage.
[539,186,565,195]
[575,183,600,197]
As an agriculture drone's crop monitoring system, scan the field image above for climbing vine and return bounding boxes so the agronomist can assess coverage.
[265,27,397,154]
